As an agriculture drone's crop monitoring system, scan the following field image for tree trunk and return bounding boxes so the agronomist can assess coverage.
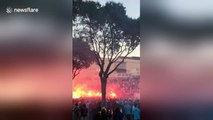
[101,77,107,107]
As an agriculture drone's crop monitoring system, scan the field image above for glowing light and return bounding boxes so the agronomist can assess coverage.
[72,87,102,99]
[72,86,118,99]
[110,92,117,98]
[73,91,80,99]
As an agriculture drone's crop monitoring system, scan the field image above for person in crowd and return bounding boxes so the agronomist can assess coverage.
[113,107,124,120]
[132,103,140,120]
[94,103,102,120]
[80,103,88,120]
[73,103,81,120]
[123,101,132,120]
[101,107,108,120]
[106,109,112,120]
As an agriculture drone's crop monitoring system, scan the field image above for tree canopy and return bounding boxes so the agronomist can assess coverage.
[73,0,140,105]
[73,38,95,79]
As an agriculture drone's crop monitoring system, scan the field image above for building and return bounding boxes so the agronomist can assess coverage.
[81,57,140,79]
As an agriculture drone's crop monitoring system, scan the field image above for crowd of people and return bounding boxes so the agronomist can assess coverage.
[72,98,140,120]
[109,77,140,98]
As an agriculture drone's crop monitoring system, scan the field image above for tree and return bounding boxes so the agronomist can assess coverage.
[73,38,95,79]
[72,0,97,79]
[73,1,140,105]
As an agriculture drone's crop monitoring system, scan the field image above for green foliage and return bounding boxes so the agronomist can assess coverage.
[73,0,140,104]
[73,38,95,79]
[73,0,140,75]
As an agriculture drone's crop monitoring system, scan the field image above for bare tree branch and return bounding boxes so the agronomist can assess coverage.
[107,48,133,75]
[73,67,81,79]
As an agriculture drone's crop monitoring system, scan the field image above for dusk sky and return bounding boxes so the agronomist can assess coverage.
[96,0,140,57]
[98,0,140,19]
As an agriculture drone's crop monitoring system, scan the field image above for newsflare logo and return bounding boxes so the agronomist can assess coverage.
[6,7,13,13]
[6,7,39,14]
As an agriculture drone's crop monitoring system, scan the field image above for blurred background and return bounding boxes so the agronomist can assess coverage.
[0,0,72,119]
[141,0,213,119]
